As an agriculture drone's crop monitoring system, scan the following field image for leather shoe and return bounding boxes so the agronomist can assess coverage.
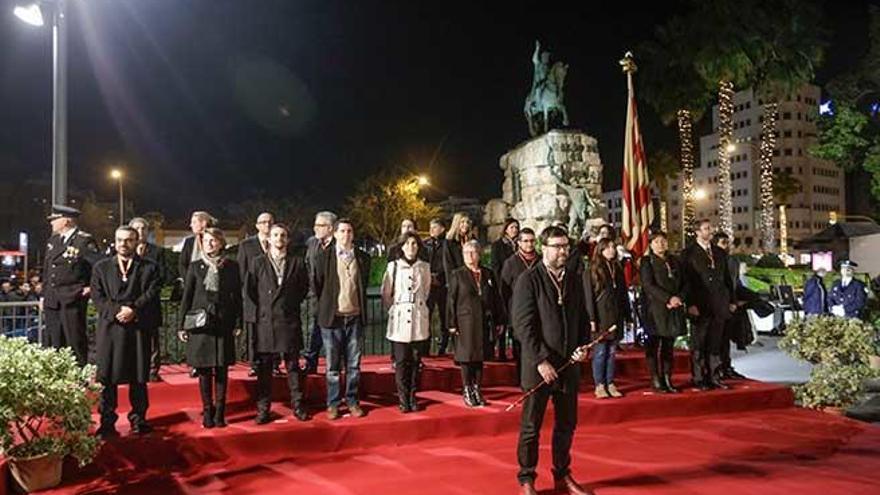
[520,481,538,495]
[349,404,367,418]
[710,377,731,390]
[725,368,747,380]
[95,425,119,440]
[255,411,271,425]
[292,406,310,422]
[696,381,714,391]
[131,422,153,435]
[326,406,340,420]
[554,474,594,495]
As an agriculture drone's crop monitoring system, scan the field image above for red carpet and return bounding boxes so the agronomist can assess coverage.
[4,352,880,494]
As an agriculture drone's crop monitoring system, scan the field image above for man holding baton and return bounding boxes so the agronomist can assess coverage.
[512,225,595,495]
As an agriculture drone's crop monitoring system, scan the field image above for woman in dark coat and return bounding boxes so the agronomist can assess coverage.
[640,231,687,393]
[179,228,242,428]
[447,239,505,407]
[442,212,475,285]
[589,238,630,399]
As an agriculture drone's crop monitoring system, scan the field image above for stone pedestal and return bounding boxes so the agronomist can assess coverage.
[484,130,605,240]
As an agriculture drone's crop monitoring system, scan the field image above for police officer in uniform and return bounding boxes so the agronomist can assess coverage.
[42,205,101,366]
[829,260,868,319]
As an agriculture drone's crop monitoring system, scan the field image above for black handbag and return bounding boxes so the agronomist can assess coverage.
[183,308,210,331]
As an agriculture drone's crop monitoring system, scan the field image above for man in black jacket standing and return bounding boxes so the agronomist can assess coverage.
[246,224,310,423]
[682,219,736,390]
[423,218,449,354]
[314,218,371,420]
[237,212,275,376]
[91,226,161,438]
[129,217,167,382]
[302,211,337,374]
[42,205,101,367]
[512,225,593,495]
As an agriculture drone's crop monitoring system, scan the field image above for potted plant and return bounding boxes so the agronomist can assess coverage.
[0,336,101,492]
[780,316,880,412]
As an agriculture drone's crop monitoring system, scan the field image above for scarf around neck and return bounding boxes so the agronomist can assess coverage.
[202,251,223,292]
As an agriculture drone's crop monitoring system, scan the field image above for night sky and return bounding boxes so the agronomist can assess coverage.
[0,0,872,222]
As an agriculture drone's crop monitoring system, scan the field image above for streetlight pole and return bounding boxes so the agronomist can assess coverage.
[111,169,124,225]
[52,0,68,206]
[14,0,68,206]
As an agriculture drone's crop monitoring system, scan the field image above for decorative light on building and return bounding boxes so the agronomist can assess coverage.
[677,109,696,243]
[818,100,834,116]
[716,80,735,238]
[759,102,777,253]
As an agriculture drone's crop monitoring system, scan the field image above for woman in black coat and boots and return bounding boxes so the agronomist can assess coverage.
[589,238,630,399]
[447,239,505,407]
[639,231,687,393]
[179,228,242,428]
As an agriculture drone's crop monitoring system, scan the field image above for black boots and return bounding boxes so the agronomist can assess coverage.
[202,406,215,429]
[647,355,668,393]
[463,385,478,407]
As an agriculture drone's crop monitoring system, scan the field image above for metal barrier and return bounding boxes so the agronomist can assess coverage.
[0,301,43,343]
[5,294,401,365]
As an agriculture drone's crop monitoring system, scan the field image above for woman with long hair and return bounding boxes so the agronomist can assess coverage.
[443,212,475,284]
[589,237,629,399]
[179,227,242,428]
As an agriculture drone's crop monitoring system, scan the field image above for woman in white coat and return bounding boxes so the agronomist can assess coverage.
[382,232,432,413]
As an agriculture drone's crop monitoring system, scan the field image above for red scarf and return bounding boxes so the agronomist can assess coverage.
[517,249,538,267]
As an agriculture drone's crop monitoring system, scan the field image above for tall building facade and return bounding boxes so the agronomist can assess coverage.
[664,84,845,252]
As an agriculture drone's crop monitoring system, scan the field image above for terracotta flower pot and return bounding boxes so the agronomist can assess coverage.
[8,453,63,493]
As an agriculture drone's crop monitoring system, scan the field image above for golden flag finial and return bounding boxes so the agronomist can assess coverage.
[620,51,637,74]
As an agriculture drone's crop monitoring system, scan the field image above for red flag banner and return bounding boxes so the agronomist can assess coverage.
[621,53,653,259]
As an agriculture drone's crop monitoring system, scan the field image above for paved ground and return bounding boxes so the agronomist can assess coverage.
[731,335,812,385]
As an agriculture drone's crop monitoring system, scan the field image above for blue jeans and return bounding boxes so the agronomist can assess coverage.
[321,317,363,408]
[591,341,617,386]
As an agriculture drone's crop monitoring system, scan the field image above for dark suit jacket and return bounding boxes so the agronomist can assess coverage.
[246,253,309,354]
[43,229,101,308]
[314,247,371,328]
[423,236,448,288]
[490,238,517,280]
[137,242,166,330]
[237,235,268,323]
[640,253,687,338]
[90,256,160,384]
[500,253,538,313]
[590,260,630,339]
[682,241,733,318]
[512,263,589,389]
[178,236,196,281]
[446,266,506,362]
[442,239,465,287]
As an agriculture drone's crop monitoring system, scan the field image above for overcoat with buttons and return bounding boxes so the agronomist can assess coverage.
[447,265,506,363]
[828,278,867,318]
[179,258,242,368]
[381,259,432,343]
[246,253,309,355]
[43,229,101,308]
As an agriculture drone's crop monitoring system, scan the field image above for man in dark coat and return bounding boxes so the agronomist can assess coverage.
[42,205,101,367]
[246,224,310,423]
[500,227,540,375]
[129,217,167,381]
[237,211,275,376]
[490,218,519,361]
[301,211,337,374]
[314,218,371,419]
[682,219,736,390]
[91,226,161,438]
[713,232,747,380]
[512,225,592,495]
[424,218,450,354]
[803,268,829,316]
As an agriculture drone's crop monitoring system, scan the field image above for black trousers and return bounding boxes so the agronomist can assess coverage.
[148,328,161,377]
[459,361,484,387]
[427,285,448,353]
[517,369,579,485]
[645,335,675,376]
[690,312,724,384]
[255,352,303,413]
[43,299,89,367]
[392,340,427,400]
[99,381,149,428]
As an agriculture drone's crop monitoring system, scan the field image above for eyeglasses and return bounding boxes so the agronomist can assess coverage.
[519,239,536,244]
[545,243,570,250]
[314,223,332,228]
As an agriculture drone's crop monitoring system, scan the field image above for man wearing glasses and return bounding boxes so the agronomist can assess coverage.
[512,225,594,495]
[238,212,280,376]
[500,227,539,378]
[302,211,337,374]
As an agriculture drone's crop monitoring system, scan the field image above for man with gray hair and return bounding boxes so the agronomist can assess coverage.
[302,211,337,374]
[129,217,168,381]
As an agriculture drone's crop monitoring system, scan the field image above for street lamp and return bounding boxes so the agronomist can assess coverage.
[694,188,707,201]
[417,175,429,187]
[14,0,68,206]
[110,169,124,225]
